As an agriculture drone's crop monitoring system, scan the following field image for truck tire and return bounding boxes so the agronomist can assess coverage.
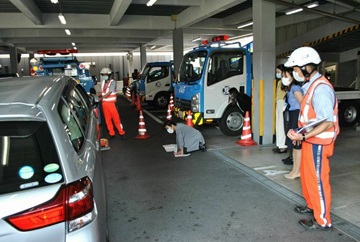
[153,92,169,109]
[339,101,359,127]
[219,106,244,136]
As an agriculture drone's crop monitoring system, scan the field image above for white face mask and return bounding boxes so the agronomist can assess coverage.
[101,75,109,82]
[281,77,291,86]
[167,127,174,134]
[293,71,305,82]
[276,73,282,79]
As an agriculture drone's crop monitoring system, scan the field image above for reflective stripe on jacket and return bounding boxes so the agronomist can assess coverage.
[298,76,339,145]
[101,79,117,102]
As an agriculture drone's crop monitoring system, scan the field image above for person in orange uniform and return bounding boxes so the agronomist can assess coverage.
[98,67,125,139]
[285,47,339,230]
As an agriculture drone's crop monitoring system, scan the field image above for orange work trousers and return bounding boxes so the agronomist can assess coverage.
[102,102,125,136]
[300,141,334,227]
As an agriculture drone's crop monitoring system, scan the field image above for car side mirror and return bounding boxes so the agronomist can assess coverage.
[89,93,100,108]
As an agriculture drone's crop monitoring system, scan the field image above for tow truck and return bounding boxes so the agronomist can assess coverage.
[133,61,174,108]
[174,36,253,136]
[31,49,95,93]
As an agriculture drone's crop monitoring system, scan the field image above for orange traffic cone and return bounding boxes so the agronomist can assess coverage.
[125,86,131,99]
[166,104,172,120]
[169,93,174,111]
[130,92,136,106]
[236,111,257,146]
[186,110,194,127]
[135,110,150,139]
[136,94,142,111]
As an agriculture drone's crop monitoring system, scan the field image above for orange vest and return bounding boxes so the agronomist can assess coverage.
[299,76,339,145]
[101,79,117,102]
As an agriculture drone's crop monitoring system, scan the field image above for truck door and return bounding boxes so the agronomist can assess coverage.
[145,66,171,101]
[204,50,247,119]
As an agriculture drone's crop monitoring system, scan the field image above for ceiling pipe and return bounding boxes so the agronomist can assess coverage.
[264,0,360,25]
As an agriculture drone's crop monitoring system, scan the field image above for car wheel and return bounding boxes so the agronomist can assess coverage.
[153,92,169,109]
[219,106,244,136]
[339,101,359,127]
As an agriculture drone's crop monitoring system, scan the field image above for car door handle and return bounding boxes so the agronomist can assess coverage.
[165,84,170,86]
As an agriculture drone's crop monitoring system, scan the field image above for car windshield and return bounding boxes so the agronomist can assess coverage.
[0,121,63,195]
[179,51,207,83]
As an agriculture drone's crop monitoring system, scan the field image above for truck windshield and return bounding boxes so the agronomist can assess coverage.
[179,51,207,83]
[140,65,151,79]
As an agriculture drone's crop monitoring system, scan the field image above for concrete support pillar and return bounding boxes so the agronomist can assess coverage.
[140,45,147,70]
[252,0,276,145]
[172,28,184,76]
[9,46,18,74]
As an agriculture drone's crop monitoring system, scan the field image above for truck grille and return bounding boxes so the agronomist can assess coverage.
[175,97,191,110]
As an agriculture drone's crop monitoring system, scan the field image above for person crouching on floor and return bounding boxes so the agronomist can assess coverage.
[164,120,206,155]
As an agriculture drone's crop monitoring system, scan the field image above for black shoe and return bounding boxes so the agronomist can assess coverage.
[299,219,332,231]
[283,157,293,165]
[282,156,294,165]
[282,156,292,162]
[120,134,126,140]
[272,147,279,152]
[294,205,313,214]
[199,143,206,152]
[108,135,116,139]
[273,148,287,154]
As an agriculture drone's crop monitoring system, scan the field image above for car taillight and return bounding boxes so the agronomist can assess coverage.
[5,177,95,232]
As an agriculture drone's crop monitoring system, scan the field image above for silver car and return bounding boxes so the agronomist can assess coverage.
[0,76,108,242]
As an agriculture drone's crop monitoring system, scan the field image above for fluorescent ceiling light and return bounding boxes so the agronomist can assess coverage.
[50,0,59,3]
[65,29,71,35]
[192,37,201,42]
[73,47,77,50]
[71,42,76,46]
[146,0,157,7]
[150,45,156,49]
[58,13,66,24]
[305,1,319,8]
[237,22,253,29]
[285,8,303,15]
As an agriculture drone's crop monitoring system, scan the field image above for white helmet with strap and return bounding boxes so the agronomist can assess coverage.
[284,47,321,67]
[100,67,112,75]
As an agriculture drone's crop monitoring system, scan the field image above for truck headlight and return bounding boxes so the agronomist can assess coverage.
[191,93,200,112]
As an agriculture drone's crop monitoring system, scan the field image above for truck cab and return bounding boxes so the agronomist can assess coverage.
[31,49,95,93]
[174,36,252,136]
[136,62,174,108]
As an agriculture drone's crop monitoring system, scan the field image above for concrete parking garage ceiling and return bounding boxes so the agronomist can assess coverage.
[0,0,359,55]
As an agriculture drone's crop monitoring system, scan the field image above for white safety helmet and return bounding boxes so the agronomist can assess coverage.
[284,47,321,67]
[100,67,112,75]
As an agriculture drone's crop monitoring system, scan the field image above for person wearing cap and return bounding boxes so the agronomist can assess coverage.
[98,67,126,139]
[285,47,339,230]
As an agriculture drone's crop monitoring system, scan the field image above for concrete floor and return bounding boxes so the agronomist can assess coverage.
[102,95,360,242]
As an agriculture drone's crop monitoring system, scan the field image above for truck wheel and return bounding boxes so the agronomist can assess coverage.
[153,92,169,109]
[339,101,359,127]
[219,106,244,136]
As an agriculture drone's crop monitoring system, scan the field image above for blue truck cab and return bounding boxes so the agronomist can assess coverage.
[174,36,253,136]
[32,49,95,93]
[135,61,174,108]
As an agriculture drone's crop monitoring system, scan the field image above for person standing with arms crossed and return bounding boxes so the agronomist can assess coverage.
[273,64,288,154]
[98,67,126,139]
[285,47,339,230]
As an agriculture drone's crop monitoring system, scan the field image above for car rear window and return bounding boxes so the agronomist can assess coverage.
[0,121,63,195]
